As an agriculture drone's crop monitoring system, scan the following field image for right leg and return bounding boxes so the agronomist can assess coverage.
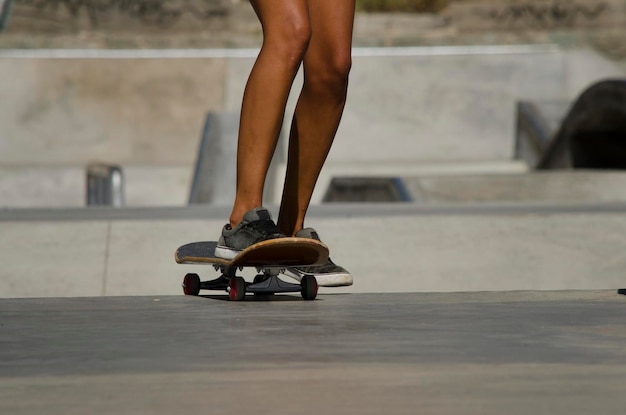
[228,0,311,228]
[277,0,355,236]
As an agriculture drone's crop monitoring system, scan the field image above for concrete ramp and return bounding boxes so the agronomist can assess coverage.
[518,79,626,169]
[188,112,239,205]
[540,79,626,169]
[188,112,285,206]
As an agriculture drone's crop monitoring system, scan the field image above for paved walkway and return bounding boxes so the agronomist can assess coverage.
[1,291,625,414]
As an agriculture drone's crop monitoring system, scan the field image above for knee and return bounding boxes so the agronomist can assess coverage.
[326,53,352,83]
[265,19,311,67]
[305,52,352,94]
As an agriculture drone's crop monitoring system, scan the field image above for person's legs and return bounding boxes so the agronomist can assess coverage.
[277,0,356,236]
[228,0,311,228]
[216,0,312,259]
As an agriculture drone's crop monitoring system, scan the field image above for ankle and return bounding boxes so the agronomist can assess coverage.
[230,204,271,228]
[277,222,304,237]
[229,206,254,228]
[229,214,242,228]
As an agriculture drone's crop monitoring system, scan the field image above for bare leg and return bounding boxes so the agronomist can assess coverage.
[277,0,356,236]
[229,0,311,227]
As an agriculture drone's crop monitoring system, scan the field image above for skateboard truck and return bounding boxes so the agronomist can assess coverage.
[182,267,318,301]
[247,268,301,295]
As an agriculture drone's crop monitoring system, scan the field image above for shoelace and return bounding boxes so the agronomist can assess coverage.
[246,219,284,238]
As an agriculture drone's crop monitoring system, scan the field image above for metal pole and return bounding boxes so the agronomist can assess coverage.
[86,163,125,207]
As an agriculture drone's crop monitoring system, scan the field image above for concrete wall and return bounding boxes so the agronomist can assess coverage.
[4,47,624,167]
[0,58,225,166]
[0,47,624,207]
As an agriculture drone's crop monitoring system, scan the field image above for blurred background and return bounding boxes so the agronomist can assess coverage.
[1,0,625,208]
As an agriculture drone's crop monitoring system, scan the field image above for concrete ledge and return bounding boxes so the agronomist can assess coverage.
[403,171,626,203]
[0,166,191,208]
[3,201,626,221]
[1,203,625,297]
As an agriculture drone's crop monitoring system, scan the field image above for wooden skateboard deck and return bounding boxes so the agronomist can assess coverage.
[175,238,329,301]
[175,238,328,267]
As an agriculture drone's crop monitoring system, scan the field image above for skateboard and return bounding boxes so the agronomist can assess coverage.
[175,238,329,301]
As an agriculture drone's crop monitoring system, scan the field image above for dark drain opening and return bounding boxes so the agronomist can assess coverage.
[323,177,412,203]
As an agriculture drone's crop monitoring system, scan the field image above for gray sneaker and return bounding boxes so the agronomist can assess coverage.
[283,228,353,287]
[215,207,285,260]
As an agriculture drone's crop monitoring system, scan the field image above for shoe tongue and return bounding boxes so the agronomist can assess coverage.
[243,207,272,223]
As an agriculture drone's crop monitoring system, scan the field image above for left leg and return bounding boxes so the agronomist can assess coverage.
[277,0,356,236]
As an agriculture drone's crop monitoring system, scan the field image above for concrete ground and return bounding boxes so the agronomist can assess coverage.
[1,290,625,414]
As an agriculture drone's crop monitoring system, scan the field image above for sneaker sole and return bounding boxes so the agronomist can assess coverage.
[283,268,353,287]
[214,245,241,261]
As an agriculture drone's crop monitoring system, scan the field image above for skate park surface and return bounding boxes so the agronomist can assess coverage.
[3,291,626,414]
[2,35,626,415]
